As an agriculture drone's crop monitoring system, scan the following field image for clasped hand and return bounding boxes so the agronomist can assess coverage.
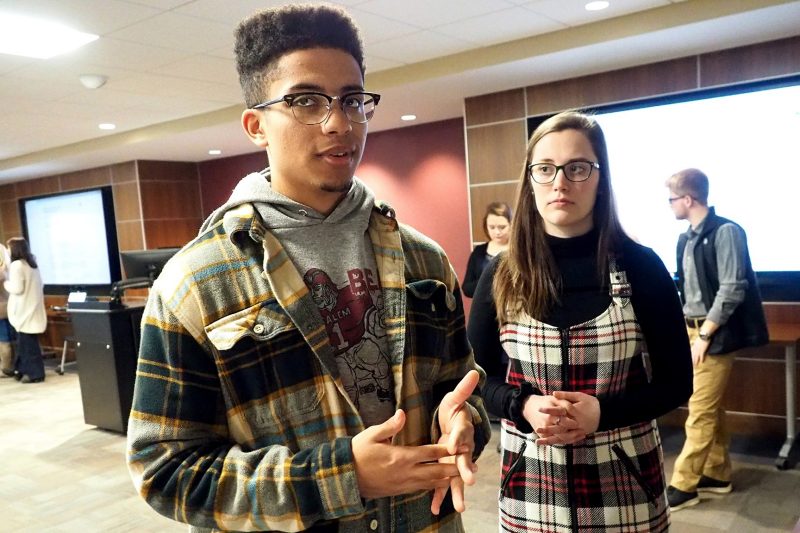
[522,390,600,446]
[351,370,480,515]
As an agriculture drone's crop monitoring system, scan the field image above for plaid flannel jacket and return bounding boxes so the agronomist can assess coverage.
[126,202,490,532]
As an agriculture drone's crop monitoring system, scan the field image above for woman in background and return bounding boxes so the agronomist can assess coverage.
[468,111,692,531]
[0,243,15,377]
[4,237,46,383]
[462,201,512,298]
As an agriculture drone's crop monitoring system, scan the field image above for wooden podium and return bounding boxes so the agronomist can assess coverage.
[68,301,144,433]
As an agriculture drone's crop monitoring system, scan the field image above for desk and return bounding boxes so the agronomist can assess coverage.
[768,322,800,469]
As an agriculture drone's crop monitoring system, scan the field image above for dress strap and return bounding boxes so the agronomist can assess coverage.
[609,255,632,307]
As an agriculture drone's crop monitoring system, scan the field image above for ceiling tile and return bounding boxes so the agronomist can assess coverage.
[355,0,516,28]
[106,11,233,53]
[522,0,672,26]
[367,30,475,65]
[69,38,194,71]
[434,6,565,46]
[150,54,237,85]
[0,0,162,34]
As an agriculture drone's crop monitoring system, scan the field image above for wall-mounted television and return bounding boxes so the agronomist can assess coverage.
[19,187,122,296]
[527,75,800,302]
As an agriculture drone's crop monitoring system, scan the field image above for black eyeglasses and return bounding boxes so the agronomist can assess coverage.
[668,196,685,204]
[251,91,381,125]
[528,161,599,184]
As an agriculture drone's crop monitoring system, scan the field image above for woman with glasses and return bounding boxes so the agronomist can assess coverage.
[468,110,692,531]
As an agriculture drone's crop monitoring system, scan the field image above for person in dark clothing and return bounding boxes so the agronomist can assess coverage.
[462,202,511,298]
[468,111,693,532]
[665,168,768,511]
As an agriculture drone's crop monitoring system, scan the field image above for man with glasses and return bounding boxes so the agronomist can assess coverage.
[126,4,489,532]
[664,168,768,511]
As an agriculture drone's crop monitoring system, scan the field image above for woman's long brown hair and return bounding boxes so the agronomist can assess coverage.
[7,237,38,269]
[492,111,626,323]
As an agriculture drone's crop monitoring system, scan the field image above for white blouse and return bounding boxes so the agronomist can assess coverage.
[3,260,46,334]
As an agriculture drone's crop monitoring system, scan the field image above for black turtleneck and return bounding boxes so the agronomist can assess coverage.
[468,229,692,432]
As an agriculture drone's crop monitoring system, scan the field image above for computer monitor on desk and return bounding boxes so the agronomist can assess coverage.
[110,248,180,302]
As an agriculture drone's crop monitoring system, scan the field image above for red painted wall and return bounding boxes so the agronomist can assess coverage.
[197,118,472,310]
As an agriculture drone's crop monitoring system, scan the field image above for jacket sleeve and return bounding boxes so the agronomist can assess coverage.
[596,244,693,430]
[126,286,363,532]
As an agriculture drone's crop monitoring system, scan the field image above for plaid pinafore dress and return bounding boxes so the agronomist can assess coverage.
[498,260,669,532]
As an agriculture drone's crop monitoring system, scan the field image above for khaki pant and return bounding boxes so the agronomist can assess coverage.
[670,326,735,491]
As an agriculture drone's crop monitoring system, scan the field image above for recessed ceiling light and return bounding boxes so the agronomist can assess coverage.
[585,1,610,11]
[0,13,98,59]
[208,149,222,155]
[98,123,116,130]
[401,114,417,121]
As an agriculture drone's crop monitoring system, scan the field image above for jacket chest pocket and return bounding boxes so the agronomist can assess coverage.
[406,280,454,386]
[205,301,325,441]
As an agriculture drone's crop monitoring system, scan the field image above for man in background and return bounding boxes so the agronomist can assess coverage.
[665,168,768,511]
[126,4,490,532]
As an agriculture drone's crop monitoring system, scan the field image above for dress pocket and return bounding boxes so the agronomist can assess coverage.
[612,444,659,502]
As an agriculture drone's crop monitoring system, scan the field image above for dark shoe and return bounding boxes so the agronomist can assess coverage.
[667,485,700,511]
[1,368,14,377]
[13,371,22,381]
[697,475,732,494]
[20,375,44,384]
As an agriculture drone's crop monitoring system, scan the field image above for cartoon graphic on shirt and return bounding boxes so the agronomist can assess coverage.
[304,267,392,407]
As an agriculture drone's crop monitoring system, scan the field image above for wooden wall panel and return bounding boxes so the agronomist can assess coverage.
[469,183,519,242]
[116,220,145,252]
[467,121,527,185]
[14,176,59,198]
[110,161,137,183]
[700,36,800,88]
[525,57,697,116]
[137,160,198,182]
[143,219,202,249]
[59,166,112,191]
[140,181,201,220]
[1,200,20,238]
[763,302,800,323]
[112,182,141,222]
[465,88,526,127]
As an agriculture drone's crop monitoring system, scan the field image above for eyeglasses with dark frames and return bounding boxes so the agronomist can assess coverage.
[668,196,685,204]
[527,160,600,184]
[251,91,381,125]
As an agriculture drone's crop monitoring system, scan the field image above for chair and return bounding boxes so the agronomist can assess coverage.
[56,336,77,375]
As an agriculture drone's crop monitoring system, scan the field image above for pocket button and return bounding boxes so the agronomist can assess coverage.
[253,323,265,334]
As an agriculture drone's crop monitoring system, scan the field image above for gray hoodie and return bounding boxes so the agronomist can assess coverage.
[202,169,395,426]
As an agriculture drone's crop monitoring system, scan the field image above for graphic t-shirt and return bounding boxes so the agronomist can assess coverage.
[256,178,395,427]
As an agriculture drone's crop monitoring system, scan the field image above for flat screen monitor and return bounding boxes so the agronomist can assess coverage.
[527,75,800,302]
[19,187,121,296]
[120,248,180,282]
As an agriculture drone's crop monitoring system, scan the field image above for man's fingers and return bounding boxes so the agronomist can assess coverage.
[455,453,477,486]
[430,486,447,515]
[445,370,480,408]
[450,477,466,513]
[368,409,405,442]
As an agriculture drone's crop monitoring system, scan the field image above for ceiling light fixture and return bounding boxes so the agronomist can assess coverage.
[585,1,610,11]
[208,149,222,155]
[79,74,108,89]
[401,114,417,121]
[98,123,116,131]
[0,13,98,59]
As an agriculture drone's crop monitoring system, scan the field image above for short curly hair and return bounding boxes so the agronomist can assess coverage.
[234,3,365,108]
